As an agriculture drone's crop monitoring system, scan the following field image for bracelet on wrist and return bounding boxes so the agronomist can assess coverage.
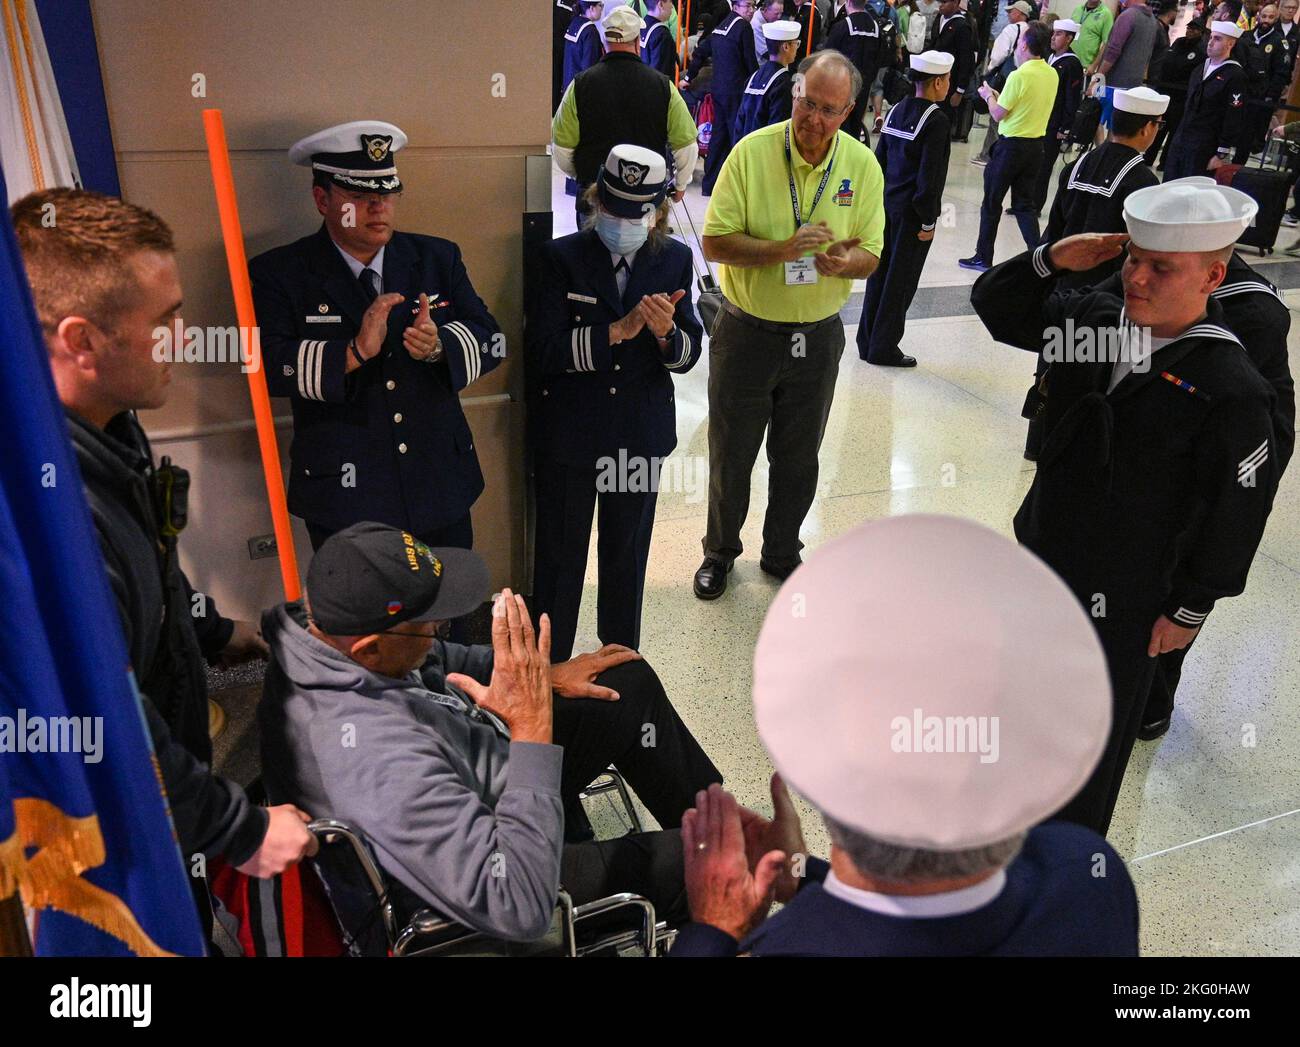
[348,339,366,366]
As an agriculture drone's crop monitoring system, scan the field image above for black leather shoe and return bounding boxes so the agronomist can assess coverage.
[759,558,801,582]
[869,353,917,368]
[693,557,732,600]
[1138,715,1172,742]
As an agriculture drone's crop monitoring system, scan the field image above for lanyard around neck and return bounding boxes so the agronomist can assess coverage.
[784,123,838,231]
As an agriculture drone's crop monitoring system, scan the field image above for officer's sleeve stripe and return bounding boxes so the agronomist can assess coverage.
[297,340,323,401]
[313,340,325,401]
[443,321,478,383]
[572,329,584,371]
[584,326,594,371]
[1172,607,1209,627]
[673,331,692,369]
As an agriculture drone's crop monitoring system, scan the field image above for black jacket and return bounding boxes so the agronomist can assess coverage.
[934,13,976,104]
[66,410,267,865]
[875,96,951,227]
[972,245,1280,631]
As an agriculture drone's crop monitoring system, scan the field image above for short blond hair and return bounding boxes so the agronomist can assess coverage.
[11,188,174,336]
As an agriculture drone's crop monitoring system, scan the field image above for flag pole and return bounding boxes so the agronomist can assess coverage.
[201,109,302,602]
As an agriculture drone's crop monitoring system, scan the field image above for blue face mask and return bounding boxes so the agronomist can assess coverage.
[595,211,651,256]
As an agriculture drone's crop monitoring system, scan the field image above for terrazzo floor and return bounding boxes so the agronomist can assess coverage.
[550,121,1300,956]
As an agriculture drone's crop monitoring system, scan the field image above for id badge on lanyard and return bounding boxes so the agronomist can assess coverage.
[784,124,837,286]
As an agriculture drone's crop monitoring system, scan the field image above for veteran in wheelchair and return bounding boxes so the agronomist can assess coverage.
[258,522,721,954]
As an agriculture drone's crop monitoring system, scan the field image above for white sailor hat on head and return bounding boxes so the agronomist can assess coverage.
[1123,178,1257,252]
[1210,19,1244,38]
[910,49,955,75]
[752,515,1112,851]
[597,144,668,219]
[763,19,802,41]
[1053,18,1082,34]
[288,121,407,193]
[1113,85,1170,116]
[603,5,643,41]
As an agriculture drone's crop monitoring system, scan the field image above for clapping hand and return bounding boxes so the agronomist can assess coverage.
[683,784,787,941]
[813,236,862,277]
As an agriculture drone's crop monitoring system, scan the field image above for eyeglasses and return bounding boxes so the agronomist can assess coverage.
[795,96,851,120]
[384,623,448,640]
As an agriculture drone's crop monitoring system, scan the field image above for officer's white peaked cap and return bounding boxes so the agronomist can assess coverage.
[752,515,1112,850]
[288,121,407,193]
[1124,178,1258,252]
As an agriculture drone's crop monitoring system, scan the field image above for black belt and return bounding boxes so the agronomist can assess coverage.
[721,298,841,333]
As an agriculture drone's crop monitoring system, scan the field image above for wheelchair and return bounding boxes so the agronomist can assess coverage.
[307,768,678,957]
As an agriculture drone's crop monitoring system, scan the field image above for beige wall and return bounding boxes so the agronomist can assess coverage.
[91,0,548,618]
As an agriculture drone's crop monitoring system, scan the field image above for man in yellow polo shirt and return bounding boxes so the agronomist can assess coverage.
[693,50,884,600]
[960,21,1057,272]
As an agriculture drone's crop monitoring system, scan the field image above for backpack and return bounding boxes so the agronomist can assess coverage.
[696,93,715,156]
[906,13,927,54]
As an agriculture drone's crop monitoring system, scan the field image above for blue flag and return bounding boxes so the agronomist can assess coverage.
[0,168,205,956]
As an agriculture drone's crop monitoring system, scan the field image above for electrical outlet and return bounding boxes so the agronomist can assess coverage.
[248,534,278,560]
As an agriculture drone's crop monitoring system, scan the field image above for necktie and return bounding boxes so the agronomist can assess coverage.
[615,257,630,299]
[359,267,380,303]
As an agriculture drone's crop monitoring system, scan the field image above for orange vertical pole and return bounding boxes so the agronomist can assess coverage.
[201,109,302,601]
[676,0,685,84]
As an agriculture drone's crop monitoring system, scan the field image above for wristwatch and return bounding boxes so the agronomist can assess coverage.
[422,337,444,362]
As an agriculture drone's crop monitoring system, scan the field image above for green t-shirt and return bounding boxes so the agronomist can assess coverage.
[1069,2,1114,66]
[997,58,1057,140]
[702,120,885,323]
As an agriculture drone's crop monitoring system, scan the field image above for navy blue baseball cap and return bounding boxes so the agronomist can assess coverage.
[306,522,489,635]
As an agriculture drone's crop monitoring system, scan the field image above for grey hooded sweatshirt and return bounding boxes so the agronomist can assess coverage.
[259,601,564,941]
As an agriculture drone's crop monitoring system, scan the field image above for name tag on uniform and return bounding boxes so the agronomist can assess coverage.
[306,315,343,323]
[567,291,598,304]
[784,258,819,285]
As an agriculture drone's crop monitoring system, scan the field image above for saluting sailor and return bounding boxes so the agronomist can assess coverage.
[971,179,1282,835]
[1084,231,1296,743]
[857,50,953,368]
[249,122,503,552]
[526,145,704,663]
[734,19,802,140]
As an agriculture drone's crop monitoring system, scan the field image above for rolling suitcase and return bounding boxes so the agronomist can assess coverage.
[1231,166,1290,254]
[951,94,976,142]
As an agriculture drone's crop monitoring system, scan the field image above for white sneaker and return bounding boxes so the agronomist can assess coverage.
[970,155,989,167]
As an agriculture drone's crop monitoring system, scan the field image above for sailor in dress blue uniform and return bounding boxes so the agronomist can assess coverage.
[734,19,801,139]
[564,0,607,92]
[526,146,704,663]
[249,122,502,552]
[671,515,1139,957]
[682,1,760,194]
[857,50,953,367]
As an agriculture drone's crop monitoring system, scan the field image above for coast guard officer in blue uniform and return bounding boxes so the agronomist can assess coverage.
[735,19,801,139]
[682,0,760,194]
[526,145,704,663]
[672,515,1140,957]
[249,121,503,552]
